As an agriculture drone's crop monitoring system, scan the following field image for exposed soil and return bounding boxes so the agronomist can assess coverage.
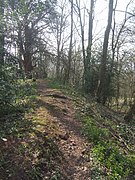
[36,79,92,179]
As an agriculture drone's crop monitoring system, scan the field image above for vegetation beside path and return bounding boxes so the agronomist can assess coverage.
[0,79,135,180]
[49,79,135,179]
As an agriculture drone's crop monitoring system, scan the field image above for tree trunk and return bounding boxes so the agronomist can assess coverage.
[88,0,94,48]
[124,100,135,122]
[23,24,33,74]
[0,0,4,66]
[65,0,73,84]
[76,0,86,72]
[97,0,114,105]
[56,13,63,80]
[84,0,94,93]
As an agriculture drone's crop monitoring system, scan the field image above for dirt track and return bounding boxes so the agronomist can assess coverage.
[37,79,91,179]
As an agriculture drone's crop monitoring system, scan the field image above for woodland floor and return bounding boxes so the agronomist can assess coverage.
[0,79,92,180]
[35,80,92,179]
[0,79,135,179]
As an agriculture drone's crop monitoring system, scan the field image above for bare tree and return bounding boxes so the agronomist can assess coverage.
[97,0,114,105]
[51,1,69,80]
[111,0,133,78]
[75,0,86,67]
[64,0,74,84]
[84,0,95,93]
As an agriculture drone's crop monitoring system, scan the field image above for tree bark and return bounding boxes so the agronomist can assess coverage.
[23,24,33,74]
[97,0,114,105]
[65,0,73,84]
[0,0,4,66]
[88,0,94,48]
[84,0,95,93]
[56,13,63,80]
[75,0,86,70]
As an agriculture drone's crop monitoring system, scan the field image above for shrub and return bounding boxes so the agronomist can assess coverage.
[0,66,17,115]
[0,66,36,116]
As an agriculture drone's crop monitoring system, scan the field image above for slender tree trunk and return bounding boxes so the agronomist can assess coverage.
[76,0,86,70]
[97,0,114,105]
[0,0,4,66]
[56,44,61,79]
[17,25,24,71]
[65,0,73,84]
[56,23,60,79]
[88,0,94,49]
[56,13,63,80]
[84,0,94,93]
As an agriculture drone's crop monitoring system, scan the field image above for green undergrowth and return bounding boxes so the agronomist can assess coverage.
[0,65,37,116]
[0,79,63,179]
[0,78,74,179]
[48,78,135,179]
[82,116,135,179]
[14,79,37,111]
[47,78,65,89]
[47,78,81,92]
